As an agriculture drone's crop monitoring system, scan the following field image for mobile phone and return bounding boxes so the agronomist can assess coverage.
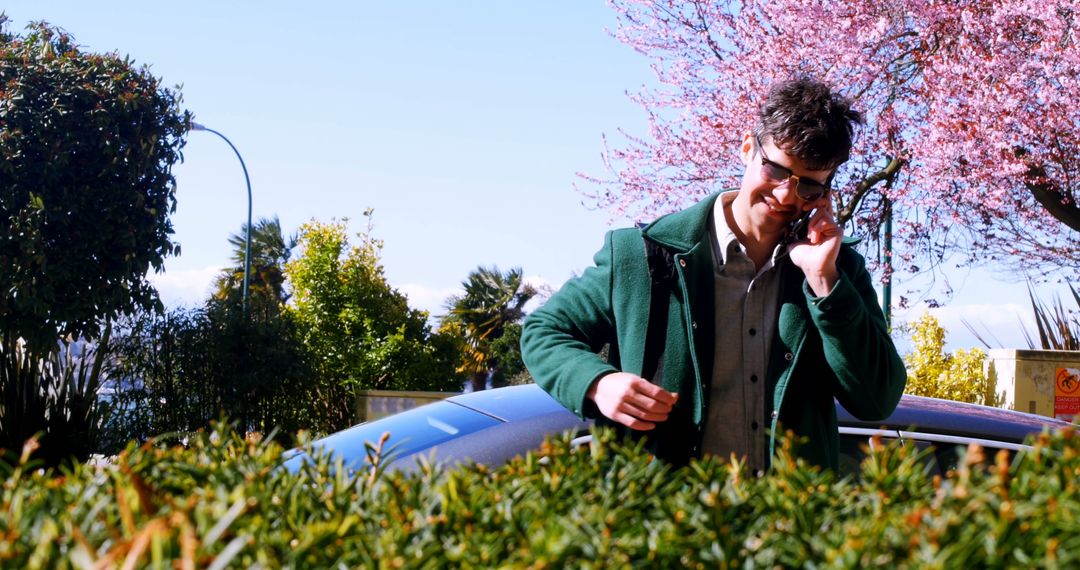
[785,210,813,245]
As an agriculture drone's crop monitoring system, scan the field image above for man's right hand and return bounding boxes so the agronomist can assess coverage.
[587,372,679,430]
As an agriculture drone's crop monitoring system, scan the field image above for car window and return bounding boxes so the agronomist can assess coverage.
[837,433,867,477]
[907,438,1015,475]
[879,432,1023,476]
[838,427,1028,477]
[283,401,501,472]
[837,427,898,478]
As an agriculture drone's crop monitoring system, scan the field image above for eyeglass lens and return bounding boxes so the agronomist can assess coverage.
[756,138,828,201]
[761,161,825,199]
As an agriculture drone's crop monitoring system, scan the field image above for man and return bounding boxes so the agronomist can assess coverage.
[521,77,906,471]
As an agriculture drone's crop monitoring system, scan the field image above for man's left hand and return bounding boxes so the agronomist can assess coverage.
[787,196,842,297]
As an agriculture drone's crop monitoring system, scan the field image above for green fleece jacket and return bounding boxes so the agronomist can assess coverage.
[520,192,907,470]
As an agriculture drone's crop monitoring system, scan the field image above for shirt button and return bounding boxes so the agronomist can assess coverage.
[691,321,698,330]
[784,352,793,361]
[771,410,779,419]
[679,259,687,268]
[750,374,758,383]
[748,328,757,336]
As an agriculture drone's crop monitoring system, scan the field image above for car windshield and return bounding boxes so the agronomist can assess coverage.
[283,400,501,472]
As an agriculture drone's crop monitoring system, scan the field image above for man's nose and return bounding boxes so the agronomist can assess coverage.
[772,178,801,205]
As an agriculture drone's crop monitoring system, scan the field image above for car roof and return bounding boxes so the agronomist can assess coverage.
[445,384,573,422]
[283,385,589,474]
[836,394,1070,444]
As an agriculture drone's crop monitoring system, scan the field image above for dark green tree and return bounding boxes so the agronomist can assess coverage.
[202,217,315,439]
[442,266,537,392]
[0,19,188,350]
[487,322,531,387]
[104,303,319,450]
[0,18,188,466]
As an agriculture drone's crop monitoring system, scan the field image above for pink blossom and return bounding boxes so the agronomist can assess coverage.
[589,0,1080,280]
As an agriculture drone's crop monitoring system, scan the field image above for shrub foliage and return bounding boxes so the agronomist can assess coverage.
[903,312,1000,406]
[285,216,462,412]
[1,425,1079,567]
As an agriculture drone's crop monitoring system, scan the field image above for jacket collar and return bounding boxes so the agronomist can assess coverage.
[641,190,863,253]
[639,191,727,253]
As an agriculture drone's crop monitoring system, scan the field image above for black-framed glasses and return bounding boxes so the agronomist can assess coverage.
[754,135,832,202]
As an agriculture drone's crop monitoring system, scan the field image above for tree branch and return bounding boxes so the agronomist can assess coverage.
[1026,174,1080,232]
[838,157,905,224]
[1014,145,1080,231]
[692,0,726,63]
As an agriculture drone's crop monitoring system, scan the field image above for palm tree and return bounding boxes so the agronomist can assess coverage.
[213,216,296,311]
[442,266,537,392]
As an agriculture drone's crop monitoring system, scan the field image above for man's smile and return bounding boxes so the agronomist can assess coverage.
[761,195,797,219]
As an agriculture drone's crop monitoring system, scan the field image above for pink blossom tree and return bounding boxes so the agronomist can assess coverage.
[585,0,1080,289]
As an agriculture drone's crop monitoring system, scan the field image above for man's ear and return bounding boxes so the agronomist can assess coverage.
[739,132,754,166]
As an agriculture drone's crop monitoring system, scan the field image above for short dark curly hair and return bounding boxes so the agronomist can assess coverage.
[752,77,863,171]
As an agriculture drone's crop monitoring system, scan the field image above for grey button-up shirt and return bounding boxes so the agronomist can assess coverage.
[701,191,786,473]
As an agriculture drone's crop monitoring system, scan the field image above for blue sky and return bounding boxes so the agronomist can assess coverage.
[2,1,1067,352]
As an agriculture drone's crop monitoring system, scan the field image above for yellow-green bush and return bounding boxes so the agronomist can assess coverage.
[903,312,1000,405]
[2,422,1079,568]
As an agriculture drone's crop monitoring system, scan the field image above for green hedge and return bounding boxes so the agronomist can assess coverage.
[1,424,1077,568]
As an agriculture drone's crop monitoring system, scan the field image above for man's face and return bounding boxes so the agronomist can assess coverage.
[737,133,834,234]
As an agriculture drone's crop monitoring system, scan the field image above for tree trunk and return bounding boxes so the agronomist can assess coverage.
[470,371,488,392]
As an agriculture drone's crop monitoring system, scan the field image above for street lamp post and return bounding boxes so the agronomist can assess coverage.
[191,122,252,314]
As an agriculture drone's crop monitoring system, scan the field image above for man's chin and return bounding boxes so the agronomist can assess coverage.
[762,209,798,228]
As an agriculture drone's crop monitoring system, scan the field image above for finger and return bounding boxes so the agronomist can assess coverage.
[612,412,656,431]
[807,215,829,240]
[817,212,841,234]
[807,220,839,244]
[810,200,836,222]
[626,390,674,414]
[630,377,679,405]
[806,194,831,212]
[810,211,836,232]
[809,204,840,231]
[618,401,671,422]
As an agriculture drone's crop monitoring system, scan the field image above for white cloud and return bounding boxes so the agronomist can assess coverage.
[893,302,1035,352]
[148,266,222,308]
[523,274,557,313]
[523,274,557,292]
[397,275,559,322]
[930,302,1033,329]
[397,283,461,318]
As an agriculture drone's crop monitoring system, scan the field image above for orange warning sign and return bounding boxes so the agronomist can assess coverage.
[1058,368,1080,395]
[1055,367,1080,421]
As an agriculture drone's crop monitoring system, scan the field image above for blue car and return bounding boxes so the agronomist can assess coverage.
[284,384,1069,476]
